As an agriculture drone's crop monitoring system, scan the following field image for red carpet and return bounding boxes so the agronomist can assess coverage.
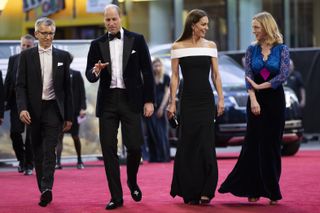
[0,150,319,213]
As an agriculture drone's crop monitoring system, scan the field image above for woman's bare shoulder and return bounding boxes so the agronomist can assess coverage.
[171,42,185,50]
[204,40,217,49]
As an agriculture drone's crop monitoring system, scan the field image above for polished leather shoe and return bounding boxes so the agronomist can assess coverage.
[38,189,52,207]
[105,199,123,210]
[55,163,62,169]
[18,163,24,173]
[24,169,33,176]
[77,162,84,169]
[127,181,142,202]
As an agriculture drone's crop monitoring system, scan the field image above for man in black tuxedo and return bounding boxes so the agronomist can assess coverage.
[16,17,73,207]
[86,4,155,210]
[0,70,4,125]
[4,34,35,175]
[56,56,87,170]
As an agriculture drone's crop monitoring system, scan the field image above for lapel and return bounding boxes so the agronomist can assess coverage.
[33,47,42,85]
[98,34,112,75]
[122,29,135,74]
[52,47,58,83]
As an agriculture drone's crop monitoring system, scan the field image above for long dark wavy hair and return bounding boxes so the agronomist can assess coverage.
[176,9,208,42]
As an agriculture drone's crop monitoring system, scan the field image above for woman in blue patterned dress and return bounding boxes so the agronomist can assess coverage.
[167,9,224,205]
[218,12,290,205]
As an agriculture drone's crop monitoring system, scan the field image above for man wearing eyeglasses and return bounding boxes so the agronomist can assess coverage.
[16,17,73,207]
[4,34,35,176]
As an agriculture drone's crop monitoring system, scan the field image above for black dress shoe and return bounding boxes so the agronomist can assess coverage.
[127,181,142,202]
[55,163,62,170]
[18,163,24,173]
[38,189,52,207]
[105,199,123,210]
[24,169,33,176]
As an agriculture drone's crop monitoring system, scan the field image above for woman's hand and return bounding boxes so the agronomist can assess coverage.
[250,100,261,116]
[166,103,176,119]
[246,77,260,90]
[156,107,164,118]
[217,98,224,117]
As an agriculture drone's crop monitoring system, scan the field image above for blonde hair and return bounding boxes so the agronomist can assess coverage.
[253,11,283,45]
[152,57,164,79]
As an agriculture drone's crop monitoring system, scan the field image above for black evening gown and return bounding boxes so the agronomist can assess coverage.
[170,48,218,203]
[218,44,289,201]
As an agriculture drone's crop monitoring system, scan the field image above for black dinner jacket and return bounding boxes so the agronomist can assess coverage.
[16,46,73,122]
[85,28,155,117]
[0,70,4,118]
[4,54,20,110]
[70,69,86,115]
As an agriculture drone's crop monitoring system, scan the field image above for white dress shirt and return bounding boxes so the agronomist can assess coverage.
[38,45,56,100]
[109,28,125,89]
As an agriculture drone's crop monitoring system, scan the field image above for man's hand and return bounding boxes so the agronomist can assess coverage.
[20,110,31,125]
[79,109,86,118]
[93,60,109,76]
[0,118,3,125]
[143,103,154,117]
[63,121,72,132]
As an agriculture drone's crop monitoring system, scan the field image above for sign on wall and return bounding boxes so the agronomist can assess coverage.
[86,0,113,13]
[23,0,65,17]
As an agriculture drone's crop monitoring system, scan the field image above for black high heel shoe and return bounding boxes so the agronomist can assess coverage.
[248,197,260,202]
[200,196,211,204]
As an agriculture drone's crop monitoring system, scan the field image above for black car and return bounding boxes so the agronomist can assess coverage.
[150,44,303,156]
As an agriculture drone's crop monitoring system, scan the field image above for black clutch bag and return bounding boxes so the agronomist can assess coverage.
[169,114,179,128]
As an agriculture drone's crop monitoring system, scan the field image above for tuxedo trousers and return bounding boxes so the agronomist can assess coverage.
[99,89,144,200]
[10,104,33,168]
[29,100,63,192]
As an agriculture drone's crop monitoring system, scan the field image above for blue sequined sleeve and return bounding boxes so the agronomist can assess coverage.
[269,45,290,89]
[245,46,254,90]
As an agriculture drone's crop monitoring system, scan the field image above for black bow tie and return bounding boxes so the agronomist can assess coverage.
[109,32,121,40]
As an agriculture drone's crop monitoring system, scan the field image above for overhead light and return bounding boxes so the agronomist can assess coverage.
[0,0,8,15]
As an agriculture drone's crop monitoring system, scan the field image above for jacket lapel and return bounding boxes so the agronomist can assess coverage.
[122,30,135,73]
[99,34,112,75]
[52,47,58,83]
[33,47,42,85]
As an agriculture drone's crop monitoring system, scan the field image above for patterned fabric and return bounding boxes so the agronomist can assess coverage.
[245,44,290,89]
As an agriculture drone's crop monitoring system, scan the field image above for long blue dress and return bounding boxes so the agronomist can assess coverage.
[218,43,290,201]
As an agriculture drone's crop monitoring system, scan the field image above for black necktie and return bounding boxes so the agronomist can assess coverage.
[109,32,121,41]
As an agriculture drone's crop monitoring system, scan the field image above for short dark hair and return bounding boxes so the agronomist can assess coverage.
[21,34,35,42]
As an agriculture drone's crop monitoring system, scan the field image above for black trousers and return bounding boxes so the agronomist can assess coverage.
[99,89,144,201]
[10,105,33,168]
[30,100,63,192]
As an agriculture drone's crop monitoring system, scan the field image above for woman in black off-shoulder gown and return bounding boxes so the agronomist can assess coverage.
[167,9,224,205]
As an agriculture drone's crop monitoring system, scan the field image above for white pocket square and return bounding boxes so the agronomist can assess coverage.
[131,50,136,54]
[58,62,64,66]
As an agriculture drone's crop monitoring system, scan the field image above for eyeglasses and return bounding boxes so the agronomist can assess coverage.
[37,31,55,36]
